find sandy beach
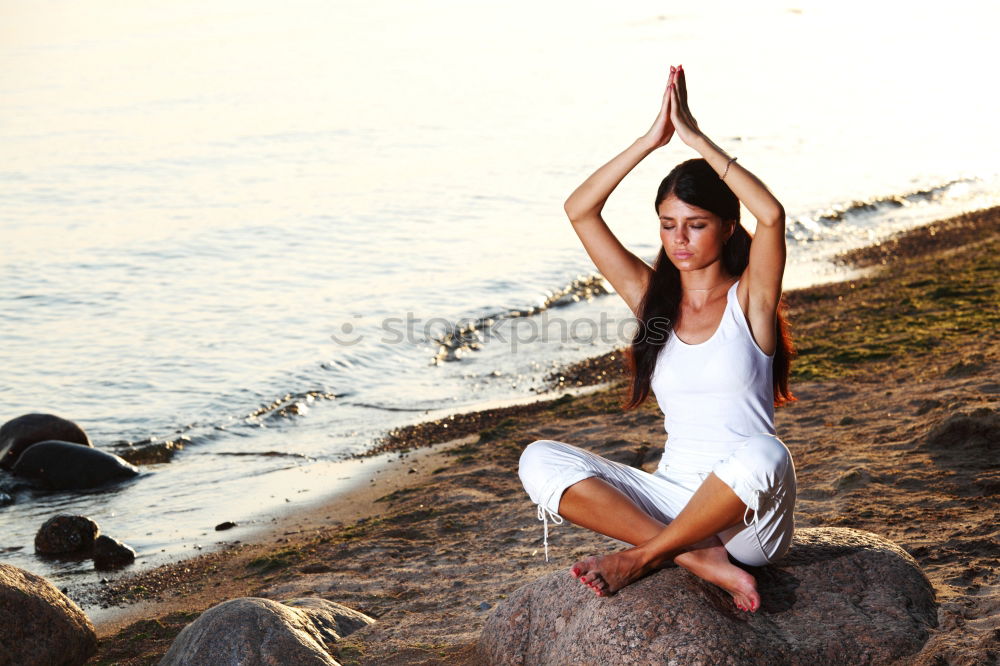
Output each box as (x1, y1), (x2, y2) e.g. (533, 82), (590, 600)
(85, 206), (999, 665)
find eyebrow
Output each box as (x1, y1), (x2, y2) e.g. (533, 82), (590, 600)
(659, 215), (710, 221)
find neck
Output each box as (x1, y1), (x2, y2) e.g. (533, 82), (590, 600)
(679, 266), (733, 291)
(678, 267), (734, 308)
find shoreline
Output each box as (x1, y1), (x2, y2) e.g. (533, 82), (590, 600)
(86, 205), (1000, 664)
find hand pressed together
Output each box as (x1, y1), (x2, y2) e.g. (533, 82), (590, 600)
(641, 65), (704, 151)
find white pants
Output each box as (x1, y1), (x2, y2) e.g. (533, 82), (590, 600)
(518, 434), (796, 566)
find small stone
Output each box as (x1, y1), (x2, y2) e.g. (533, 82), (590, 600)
(478, 601), (492, 611)
(35, 515), (100, 554)
(215, 521), (237, 531)
(93, 535), (136, 570)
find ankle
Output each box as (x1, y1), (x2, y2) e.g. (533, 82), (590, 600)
(633, 543), (671, 570)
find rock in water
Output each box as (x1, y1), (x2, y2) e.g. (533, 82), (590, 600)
(35, 514), (101, 554)
(478, 528), (937, 665)
(159, 597), (375, 666)
(10, 440), (140, 490)
(0, 413), (91, 470)
(0, 563), (97, 665)
(93, 535), (136, 569)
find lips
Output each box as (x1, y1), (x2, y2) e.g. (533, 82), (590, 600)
(673, 251), (693, 259)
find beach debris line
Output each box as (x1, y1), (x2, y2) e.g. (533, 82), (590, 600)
(479, 528), (937, 665)
(158, 596), (374, 665)
(0, 563), (98, 666)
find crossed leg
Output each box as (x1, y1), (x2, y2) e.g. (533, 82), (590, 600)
(558, 475), (760, 611)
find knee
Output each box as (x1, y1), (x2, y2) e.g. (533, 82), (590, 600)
(741, 434), (792, 475)
(518, 440), (559, 483)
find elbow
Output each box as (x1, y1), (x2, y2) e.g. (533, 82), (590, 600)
(757, 205), (785, 229)
(563, 198), (582, 223)
(563, 198), (597, 224)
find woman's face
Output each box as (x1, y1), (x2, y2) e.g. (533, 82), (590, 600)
(657, 195), (733, 271)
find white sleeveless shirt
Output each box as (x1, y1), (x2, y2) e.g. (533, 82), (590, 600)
(650, 280), (775, 473)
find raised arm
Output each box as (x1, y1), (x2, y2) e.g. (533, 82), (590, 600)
(669, 66), (786, 351)
(563, 74), (678, 316)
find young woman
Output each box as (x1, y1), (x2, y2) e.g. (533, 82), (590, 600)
(518, 65), (796, 613)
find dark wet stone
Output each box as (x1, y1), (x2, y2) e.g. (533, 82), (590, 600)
(0, 413), (91, 470)
(35, 514), (101, 554)
(0, 563), (97, 665)
(159, 597), (374, 665)
(215, 521), (237, 531)
(10, 440), (140, 490)
(477, 528), (937, 666)
(93, 535), (136, 570)
(116, 436), (189, 465)
(0, 491), (12, 506)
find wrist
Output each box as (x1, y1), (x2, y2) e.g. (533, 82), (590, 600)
(634, 135), (660, 153)
(686, 132), (712, 153)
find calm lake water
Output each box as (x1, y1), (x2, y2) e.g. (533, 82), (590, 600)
(1, 0), (998, 594)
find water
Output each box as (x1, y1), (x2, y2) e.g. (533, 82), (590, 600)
(2, 0), (998, 592)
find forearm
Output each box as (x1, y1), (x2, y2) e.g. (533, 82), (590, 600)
(564, 138), (658, 222)
(688, 134), (785, 226)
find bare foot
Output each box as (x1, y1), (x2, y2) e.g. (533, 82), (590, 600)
(674, 544), (760, 612)
(569, 547), (655, 597)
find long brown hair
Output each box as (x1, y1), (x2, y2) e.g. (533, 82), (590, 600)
(622, 158), (795, 410)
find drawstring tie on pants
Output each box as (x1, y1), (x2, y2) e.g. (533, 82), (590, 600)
(536, 504), (563, 562)
(743, 488), (772, 565)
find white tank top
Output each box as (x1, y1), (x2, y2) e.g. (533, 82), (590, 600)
(650, 280), (775, 472)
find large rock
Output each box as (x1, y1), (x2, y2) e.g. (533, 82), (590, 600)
(35, 514), (101, 555)
(478, 528), (937, 665)
(158, 596), (375, 666)
(10, 440), (140, 490)
(280, 597), (377, 643)
(0, 563), (97, 666)
(0, 413), (91, 470)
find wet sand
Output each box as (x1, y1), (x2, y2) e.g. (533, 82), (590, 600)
(89, 207), (999, 665)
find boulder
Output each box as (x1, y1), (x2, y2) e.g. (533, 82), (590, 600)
(93, 535), (136, 570)
(10, 440), (139, 490)
(478, 528), (937, 665)
(281, 597), (377, 642)
(35, 514), (101, 554)
(158, 596), (375, 666)
(0, 563), (97, 666)
(0, 413), (91, 470)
